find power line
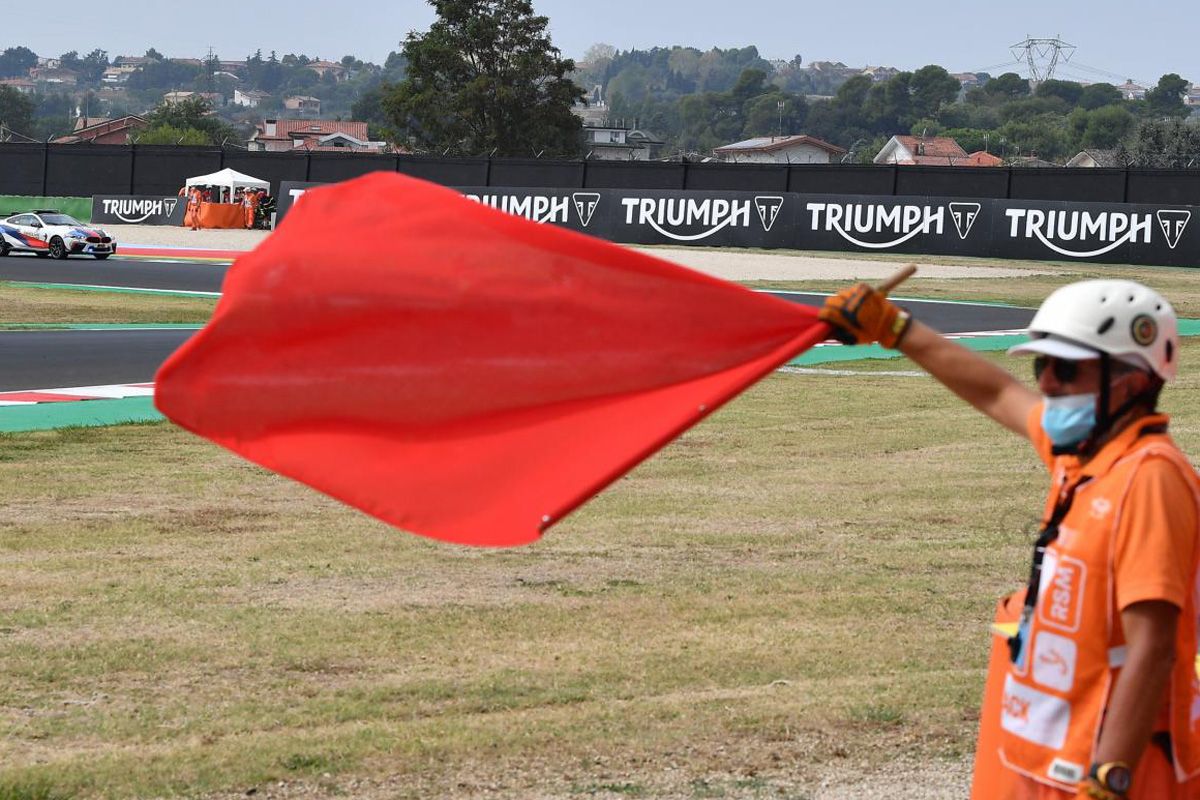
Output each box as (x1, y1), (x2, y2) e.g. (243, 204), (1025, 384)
(1010, 36), (1075, 84)
(972, 59), (1023, 74)
(1068, 60), (1151, 88)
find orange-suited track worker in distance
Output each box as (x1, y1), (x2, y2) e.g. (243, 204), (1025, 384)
(820, 278), (1200, 800)
(243, 189), (259, 230)
(185, 187), (202, 231)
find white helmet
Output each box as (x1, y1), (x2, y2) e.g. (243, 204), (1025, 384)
(1008, 279), (1178, 381)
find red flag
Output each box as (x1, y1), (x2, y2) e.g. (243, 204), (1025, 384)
(155, 172), (827, 547)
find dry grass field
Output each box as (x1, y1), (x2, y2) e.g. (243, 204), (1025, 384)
(2, 258), (1199, 799)
(0, 283), (216, 326)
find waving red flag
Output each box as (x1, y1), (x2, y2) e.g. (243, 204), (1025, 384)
(155, 172), (827, 547)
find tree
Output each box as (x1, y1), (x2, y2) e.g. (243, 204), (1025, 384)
(71, 49), (109, 85)
(983, 72), (1030, 100)
(1079, 83), (1123, 110)
(742, 92), (807, 138)
(382, 50), (407, 81)
(0, 46), (37, 78)
(1080, 105), (1135, 149)
(0, 85), (36, 137)
(1144, 73), (1190, 119)
(864, 71), (913, 133)
(909, 65), (960, 120)
(1125, 118), (1200, 167)
(145, 96), (236, 144)
(730, 68), (767, 99)
(382, 0), (583, 156)
(144, 47), (165, 61)
(1035, 79), (1084, 106)
(998, 113), (1072, 161)
(940, 126), (1001, 155)
(127, 58), (200, 91)
(136, 124), (212, 145)
(579, 42), (616, 81)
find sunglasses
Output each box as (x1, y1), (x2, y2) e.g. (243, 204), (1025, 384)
(1033, 356), (1081, 383)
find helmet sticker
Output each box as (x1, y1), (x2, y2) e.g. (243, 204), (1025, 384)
(1131, 314), (1158, 347)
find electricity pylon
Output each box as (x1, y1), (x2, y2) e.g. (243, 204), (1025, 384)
(1010, 36), (1076, 84)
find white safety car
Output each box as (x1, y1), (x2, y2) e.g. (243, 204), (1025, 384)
(0, 210), (117, 259)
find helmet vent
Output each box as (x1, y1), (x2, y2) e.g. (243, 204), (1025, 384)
(1097, 317), (1115, 335)
(1157, 303), (1163, 311)
(1128, 295), (1135, 303)
(1167, 340), (1175, 362)
(1100, 295), (1109, 304)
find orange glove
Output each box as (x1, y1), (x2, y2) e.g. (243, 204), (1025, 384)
(817, 283), (912, 348)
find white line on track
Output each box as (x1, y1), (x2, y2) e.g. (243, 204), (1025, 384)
(778, 366), (928, 378)
(762, 289), (1036, 309)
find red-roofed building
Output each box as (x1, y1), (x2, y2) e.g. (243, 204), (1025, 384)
(249, 118), (386, 152)
(874, 135), (976, 166)
(52, 115), (149, 144)
(305, 60), (349, 82)
(713, 134), (846, 164)
(0, 77), (36, 95)
(965, 150), (1004, 167)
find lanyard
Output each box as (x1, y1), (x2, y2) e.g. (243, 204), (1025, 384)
(1009, 422), (1168, 664)
(1008, 476), (1085, 664)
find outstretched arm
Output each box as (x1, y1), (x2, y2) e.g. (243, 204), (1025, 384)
(820, 282), (1038, 438)
(899, 320), (1038, 437)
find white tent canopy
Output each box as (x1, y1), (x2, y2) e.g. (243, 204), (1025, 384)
(185, 167), (270, 193)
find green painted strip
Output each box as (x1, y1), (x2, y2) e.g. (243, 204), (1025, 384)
(0, 396), (163, 433)
(0, 323), (203, 330)
(791, 326), (1200, 367)
(1179, 320), (1200, 336)
(790, 336), (1027, 366)
(3, 281), (219, 299)
(0, 195), (91, 221)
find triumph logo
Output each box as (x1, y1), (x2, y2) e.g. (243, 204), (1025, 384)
(620, 196), (781, 241)
(949, 202), (981, 240)
(571, 192), (600, 227)
(807, 202), (948, 249)
(1005, 209), (1154, 258)
(754, 196), (784, 232)
(101, 197), (179, 223)
(465, 193), (572, 225)
(1157, 210), (1191, 250)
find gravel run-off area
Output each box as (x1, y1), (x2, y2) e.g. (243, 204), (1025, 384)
(103, 223), (1044, 282)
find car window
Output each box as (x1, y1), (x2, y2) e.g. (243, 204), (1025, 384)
(9, 215), (31, 226)
(39, 214), (81, 226)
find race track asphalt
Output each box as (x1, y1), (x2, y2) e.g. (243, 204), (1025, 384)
(0, 255), (226, 293)
(1, 259), (1036, 393)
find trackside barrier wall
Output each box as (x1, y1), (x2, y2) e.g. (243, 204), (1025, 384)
(275, 182), (1200, 268)
(0, 196), (92, 220)
(3, 145), (1199, 204)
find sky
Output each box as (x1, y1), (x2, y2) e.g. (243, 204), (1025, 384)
(10, 0), (1193, 86)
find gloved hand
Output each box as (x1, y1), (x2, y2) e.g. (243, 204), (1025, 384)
(1077, 778), (1126, 800)
(818, 282), (912, 348)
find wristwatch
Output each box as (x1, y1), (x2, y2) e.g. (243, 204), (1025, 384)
(1089, 761), (1132, 795)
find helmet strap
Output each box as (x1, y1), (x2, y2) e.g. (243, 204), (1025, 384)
(1065, 354), (1160, 457)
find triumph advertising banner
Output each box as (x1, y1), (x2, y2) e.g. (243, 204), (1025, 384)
(798, 194), (988, 257)
(990, 200), (1196, 268)
(274, 181), (1197, 268)
(91, 195), (186, 226)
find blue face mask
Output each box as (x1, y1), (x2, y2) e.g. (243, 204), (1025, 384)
(1041, 393), (1098, 448)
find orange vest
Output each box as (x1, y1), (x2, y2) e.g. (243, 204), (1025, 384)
(999, 413), (1200, 791)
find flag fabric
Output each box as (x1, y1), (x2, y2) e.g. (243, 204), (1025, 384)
(155, 172), (828, 547)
